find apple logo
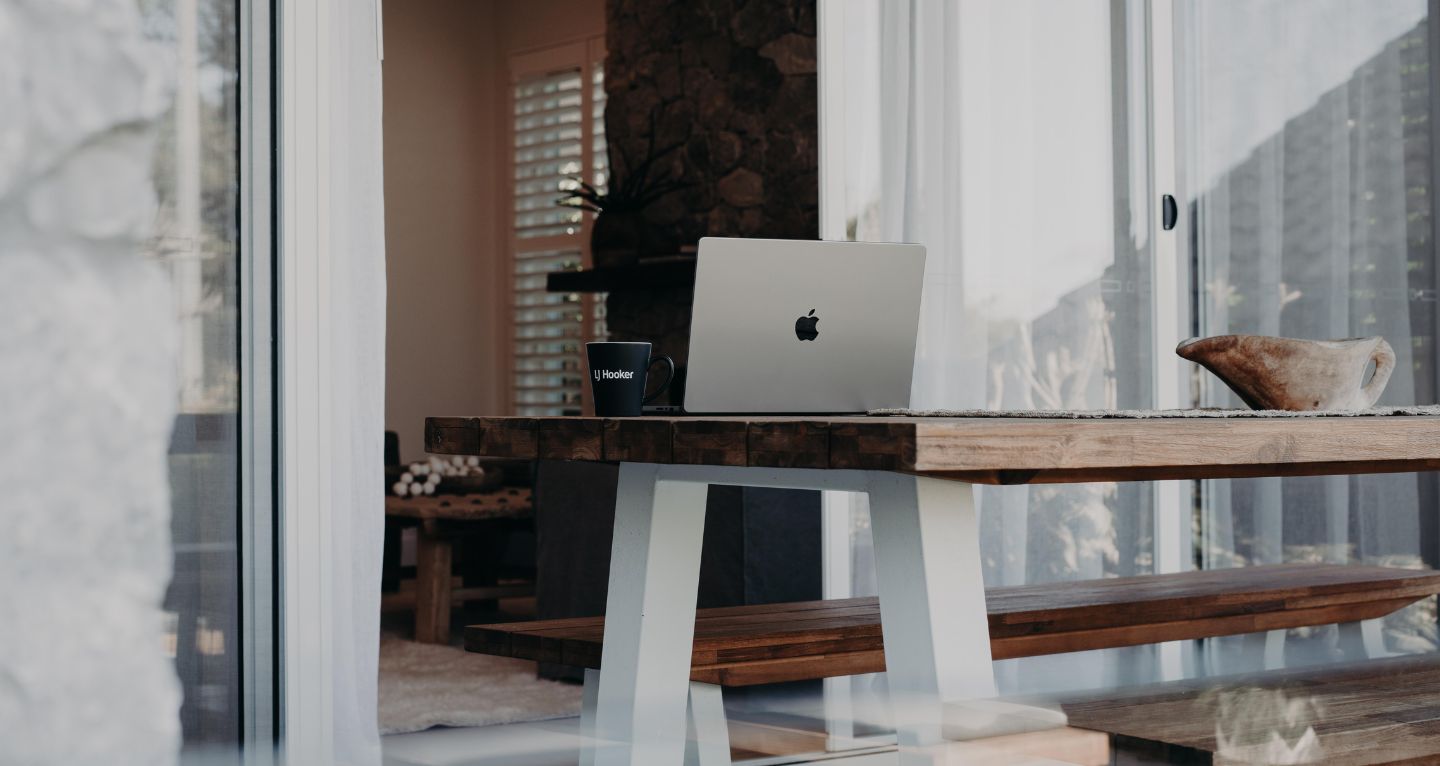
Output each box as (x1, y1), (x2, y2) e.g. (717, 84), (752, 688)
(794, 309), (819, 341)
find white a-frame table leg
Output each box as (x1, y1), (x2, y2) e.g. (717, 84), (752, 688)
(593, 462), (710, 766)
(589, 464), (1013, 764)
(867, 474), (997, 753)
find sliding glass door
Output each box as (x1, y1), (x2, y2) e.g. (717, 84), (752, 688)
(823, 0), (1156, 585)
(1175, 0), (1440, 658)
(821, 0), (1440, 690)
(820, 0), (1170, 694)
(141, 0), (274, 759)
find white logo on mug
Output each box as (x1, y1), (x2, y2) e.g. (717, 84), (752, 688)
(593, 369), (635, 382)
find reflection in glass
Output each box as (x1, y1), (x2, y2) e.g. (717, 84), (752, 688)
(836, 0), (1156, 582)
(141, 0), (243, 754)
(1181, 0), (1439, 659)
(827, 0), (1158, 697)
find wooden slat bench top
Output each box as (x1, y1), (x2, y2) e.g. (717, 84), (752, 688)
(425, 414), (1440, 485)
(466, 564), (1440, 687)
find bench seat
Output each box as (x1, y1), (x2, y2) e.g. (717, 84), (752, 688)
(467, 563), (1440, 687)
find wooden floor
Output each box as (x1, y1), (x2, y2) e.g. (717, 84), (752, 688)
(1061, 652), (1440, 765)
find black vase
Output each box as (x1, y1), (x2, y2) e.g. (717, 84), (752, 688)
(590, 211), (646, 269)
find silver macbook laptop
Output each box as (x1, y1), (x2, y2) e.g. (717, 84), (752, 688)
(684, 237), (927, 414)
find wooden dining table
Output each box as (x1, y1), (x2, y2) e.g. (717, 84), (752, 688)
(426, 413), (1440, 765)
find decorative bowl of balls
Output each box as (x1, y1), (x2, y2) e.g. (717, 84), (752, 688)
(388, 455), (503, 498)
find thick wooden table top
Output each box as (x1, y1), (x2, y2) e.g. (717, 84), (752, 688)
(425, 414), (1440, 485)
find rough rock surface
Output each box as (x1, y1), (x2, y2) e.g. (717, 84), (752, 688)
(603, 0), (817, 250)
(602, 0), (818, 383)
(0, 2), (180, 764)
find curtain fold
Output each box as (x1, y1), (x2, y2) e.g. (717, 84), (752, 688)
(835, 0), (1152, 583)
(825, 0), (1157, 691)
(327, 1), (386, 763)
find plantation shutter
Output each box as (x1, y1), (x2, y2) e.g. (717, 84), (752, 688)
(510, 46), (606, 416)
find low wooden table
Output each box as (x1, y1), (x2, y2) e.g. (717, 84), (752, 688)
(427, 414), (1440, 765)
(383, 489), (532, 643)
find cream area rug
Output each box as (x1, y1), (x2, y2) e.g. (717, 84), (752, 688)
(378, 638), (583, 735)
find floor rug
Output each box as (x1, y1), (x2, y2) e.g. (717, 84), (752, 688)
(379, 638), (583, 735)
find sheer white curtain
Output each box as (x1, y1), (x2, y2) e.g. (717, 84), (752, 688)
(281, 0), (387, 762)
(1182, 0), (1437, 657)
(822, 0), (1158, 690)
(329, 1), (386, 762)
(826, 0), (1153, 585)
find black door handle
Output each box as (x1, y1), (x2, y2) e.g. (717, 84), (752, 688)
(1162, 194), (1178, 231)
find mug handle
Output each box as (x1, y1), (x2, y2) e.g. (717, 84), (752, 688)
(643, 354), (675, 405)
(1360, 338), (1396, 407)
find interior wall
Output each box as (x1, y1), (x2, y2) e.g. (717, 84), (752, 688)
(383, 0), (501, 460)
(496, 0), (605, 54)
(383, 0), (606, 460)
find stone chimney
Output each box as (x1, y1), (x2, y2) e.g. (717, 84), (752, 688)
(601, 0), (818, 382)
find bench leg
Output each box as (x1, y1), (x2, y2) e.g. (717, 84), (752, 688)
(1241, 629), (1287, 671)
(823, 676), (857, 751)
(866, 474), (998, 756)
(1338, 618), (1389, 661)
(593, 462), (710, 766)
(685, 682), (731, 766)
(414, 521), (452, 644)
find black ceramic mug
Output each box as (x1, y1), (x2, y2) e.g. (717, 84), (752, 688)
(586, 341), (675, 417)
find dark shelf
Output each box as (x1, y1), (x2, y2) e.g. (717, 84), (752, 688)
(545, 256), (696, 293)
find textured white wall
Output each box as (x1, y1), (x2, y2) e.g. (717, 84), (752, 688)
(0, 2), (181, 764)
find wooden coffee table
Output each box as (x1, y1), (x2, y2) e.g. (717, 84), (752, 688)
(383, 489), (532, 644)
(426, 414), (1440, 765)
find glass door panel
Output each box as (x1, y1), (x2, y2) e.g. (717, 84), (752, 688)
(141, 0), (252, 756)
(954, 0), (1159, 588)
(829, 0), (1160, 594)
(1177, 0), (1439, 659)
(822, 3), (1165, 705)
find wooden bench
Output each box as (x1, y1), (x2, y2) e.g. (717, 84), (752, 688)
(470, 563), (1440, 685)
